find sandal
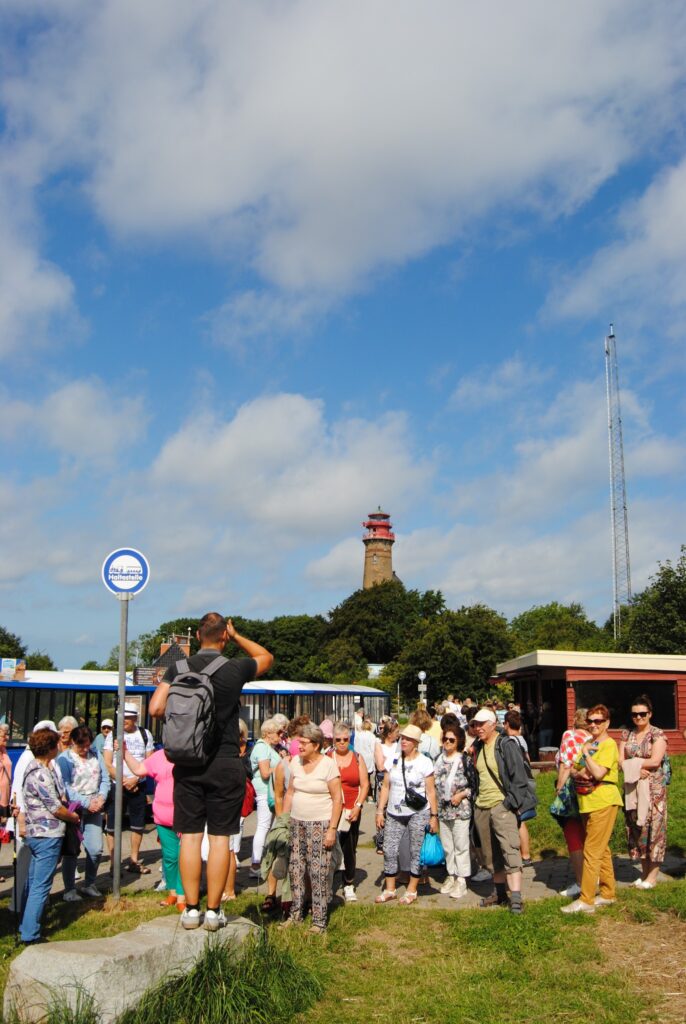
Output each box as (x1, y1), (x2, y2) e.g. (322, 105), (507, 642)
(260, 895), (279, 914)
(374, 890), (397, 904)
(159, 895), (177, 907)
(128, 861), (151, 875)
(398, 892), (417, 905)
(308, 924), (326, 935)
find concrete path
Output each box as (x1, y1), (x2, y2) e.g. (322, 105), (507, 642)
(0, 802), (682, 911)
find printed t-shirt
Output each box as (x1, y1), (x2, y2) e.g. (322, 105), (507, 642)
(138, 748), (175, 827)
(475, 741), (503, 810)
(104, 726), (154, 780)
(575, 737), (623, 814)
(388, 753), (433, 817)
(556, 728), (591, 769)
(22, 760), (66, 838)
(163, 649), (257, 758)
(250, 739), (281, 799)
(290, 755), (340, 822)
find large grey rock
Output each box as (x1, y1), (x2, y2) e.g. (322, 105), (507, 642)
(4, 914), (259, 1023)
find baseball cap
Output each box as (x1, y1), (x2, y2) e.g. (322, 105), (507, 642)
(100, 719), (114, 729)
(472, 708), (497, 724)
(123, 703), (139, 717)
(34, 720), (57, 732)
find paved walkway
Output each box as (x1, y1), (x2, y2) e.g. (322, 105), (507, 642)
(1, 803), (682, 910)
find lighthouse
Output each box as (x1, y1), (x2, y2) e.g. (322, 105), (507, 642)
(362, 508), (396, 589)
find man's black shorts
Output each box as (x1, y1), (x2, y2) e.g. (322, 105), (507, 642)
(173, 756), (246, 836)
(104, 784), (147, 834)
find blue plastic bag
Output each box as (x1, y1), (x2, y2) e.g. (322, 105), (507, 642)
(419, 827), (445, 868)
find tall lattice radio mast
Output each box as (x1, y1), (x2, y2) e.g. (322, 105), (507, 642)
(604, 323), (632, 639)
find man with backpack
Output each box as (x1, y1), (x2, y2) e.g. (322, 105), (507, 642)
(150, 612), (273, 931)
(471, 707), (537, 914)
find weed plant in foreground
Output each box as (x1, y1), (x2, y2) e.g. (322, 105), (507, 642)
(117, 930), (322, 1024)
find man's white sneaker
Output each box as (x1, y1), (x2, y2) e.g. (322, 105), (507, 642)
(561, 899), (595, 914)
(63, 889), (83, 903)
(154, 879), (167, 892)
(80, 885), (102, 899)
(440, 876), (456, 895)
(633, 878), (656, 890)
(181, 908), (202, 930)
(204, 909), (227, 932)
(343, 885), (358, 903)
(450, 878), (468, 899)
(594, 896), (616, 906)
(560, 883), (581, 899)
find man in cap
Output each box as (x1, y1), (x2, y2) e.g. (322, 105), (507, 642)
(92, 719), (113, 756)
(102, 703), (154, 873)
(150, 613), (273, 932)
(471, 707), (537, 914)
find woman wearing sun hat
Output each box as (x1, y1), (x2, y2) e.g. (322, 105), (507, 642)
(375, 723), (438, 905)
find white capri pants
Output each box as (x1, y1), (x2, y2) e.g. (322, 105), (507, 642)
(439, 817), (471, 878)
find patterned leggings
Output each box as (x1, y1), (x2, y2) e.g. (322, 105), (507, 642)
(383, 810), (430, 877)
(289, 819), (333, 929)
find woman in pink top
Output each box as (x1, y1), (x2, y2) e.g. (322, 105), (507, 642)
(0, 724), (11, 883)
(123, 744), (184, 912)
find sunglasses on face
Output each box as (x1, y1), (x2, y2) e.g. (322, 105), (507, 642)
(335, 737), (350, 743)
(443, 737), (457, 744)
(587, 718), (606, 725)
(631, 711), (649, 718)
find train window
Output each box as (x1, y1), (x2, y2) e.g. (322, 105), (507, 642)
(0, 688), (8, 727)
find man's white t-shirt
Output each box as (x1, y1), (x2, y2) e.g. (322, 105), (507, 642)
(104, 726), (153, 779)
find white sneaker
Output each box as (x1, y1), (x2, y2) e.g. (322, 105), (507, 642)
(450, 878), (468, 899)
(181, 908), (202, 930)
(560, 883), (581, 899)
(594, 896), (616, 906)
(343, 885), (358, 903)
(634, 879), (656, 890)
(63, 889), (83, 903)
(80, 885), (102, 899)
(204, 909), (227, 932)
(440, 876), (456, 895)
(154, 879), (167, 892)
(561, 899), (595, 914)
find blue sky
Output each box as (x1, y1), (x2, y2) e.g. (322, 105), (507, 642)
(1, 1), (685, 668)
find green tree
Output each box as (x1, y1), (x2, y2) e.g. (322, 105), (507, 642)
(381, 604), (513, 704)
(25, 651), (57, 670)
(327, 581), (444, 663)
(0, 626), (26, 659)
(509, 602), (611, 655)
(303, 636), (368, 687)
(81, 660), (102, 671)
(619, 546), (686, 653)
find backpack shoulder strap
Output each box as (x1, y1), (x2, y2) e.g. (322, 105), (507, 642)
(175, 659), (189, 675)
(203, 655), (228, 677)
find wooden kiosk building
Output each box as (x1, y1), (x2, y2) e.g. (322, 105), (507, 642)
(492, 650), (686, 754)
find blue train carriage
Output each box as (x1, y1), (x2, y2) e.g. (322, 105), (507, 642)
(0, 669), (391, 765)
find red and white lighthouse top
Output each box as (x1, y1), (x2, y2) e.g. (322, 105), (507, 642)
(362, 508), (395, 541)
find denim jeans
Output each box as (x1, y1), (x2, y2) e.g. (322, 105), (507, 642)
(20, 836), (63, 942)
(62, 812), (103, 890)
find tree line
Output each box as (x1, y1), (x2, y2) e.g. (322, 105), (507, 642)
(3, 546), (684, 704)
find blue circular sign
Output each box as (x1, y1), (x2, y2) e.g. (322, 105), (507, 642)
(101, 548), (150, 595)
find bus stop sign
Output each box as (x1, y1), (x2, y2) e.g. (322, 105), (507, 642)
(101, 548), (150, 596)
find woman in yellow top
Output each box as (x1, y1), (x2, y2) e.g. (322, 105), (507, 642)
(562, 704), (623, 914)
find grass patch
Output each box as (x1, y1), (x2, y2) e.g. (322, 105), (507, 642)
(118, 930), (322, 1024)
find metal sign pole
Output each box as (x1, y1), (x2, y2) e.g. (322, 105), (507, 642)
(112, 593), (131, 903)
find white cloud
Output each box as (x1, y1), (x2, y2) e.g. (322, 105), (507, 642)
(548, 156), (686, 324)
(2, 0), (686, 344)
(451, 357), (551, 411)
(0, 378), (148, 468)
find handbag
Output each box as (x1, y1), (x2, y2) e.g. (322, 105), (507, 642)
(419, 827), (445, 868)
(62, 821), (82, 857)
(549, 778), (580, 821)
(401, 755), (428, 811)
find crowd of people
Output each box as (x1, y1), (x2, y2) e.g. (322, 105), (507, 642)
(0, 616), (675, 941)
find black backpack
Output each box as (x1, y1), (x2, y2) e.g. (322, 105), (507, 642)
(162, 656), (226, 767)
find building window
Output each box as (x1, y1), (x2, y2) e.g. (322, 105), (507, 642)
(574, 681), (676, 730)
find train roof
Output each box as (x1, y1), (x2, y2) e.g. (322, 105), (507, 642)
(0, 670), (388, 698)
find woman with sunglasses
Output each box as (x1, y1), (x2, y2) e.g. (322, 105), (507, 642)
(563, 704), (622, 914)
(328, 722), (369, 902)
(619, 695), (668, 890)
(433, 725), (472, 899)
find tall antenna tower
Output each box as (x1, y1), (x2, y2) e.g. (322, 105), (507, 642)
(604, 323), (632, 639)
